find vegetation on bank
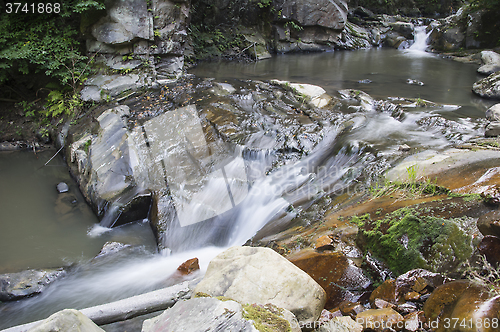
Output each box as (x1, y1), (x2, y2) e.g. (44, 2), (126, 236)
(0, 0), (105, 127)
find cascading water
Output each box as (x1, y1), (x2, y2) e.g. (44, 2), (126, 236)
(406, 25), (433, 55)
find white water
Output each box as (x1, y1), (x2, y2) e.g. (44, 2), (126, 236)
(406, 25), (433, 56)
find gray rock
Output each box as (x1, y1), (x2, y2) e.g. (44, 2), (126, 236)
(91, 0), (153, 45)
(389, 22), (414, 40)
(473, 71), (500, 100)
(81, 74), (144, 102)
(193, 246), (326, 325)
(274, 0), (348, 30)
(485, 104), (500, 121)
(27, 309), (105, 332)
(142, 298), (258, 332)
(94, 241), (132, 259)
(478, 51), (500, 75)
(485, 121), (500, 137)
(57, 182), (69, 193)
(383, 32), (407, 49)
(0, 269), (66, 301)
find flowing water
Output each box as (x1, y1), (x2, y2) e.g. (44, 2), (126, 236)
(0, 31), (497, 329)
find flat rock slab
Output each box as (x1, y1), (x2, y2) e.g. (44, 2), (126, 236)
(385, 148), (500, 191)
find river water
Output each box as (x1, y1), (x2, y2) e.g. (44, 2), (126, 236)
(0, 37), (496, 329)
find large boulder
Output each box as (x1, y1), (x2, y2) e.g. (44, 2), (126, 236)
(478, 51), (500, 76)
(27, 309), (105, 332)
(142, 297), (300, 332)
(0, 268), (66, 301)
(193, 246), (326, 325)
(473, 71), (500, 100)
(273, 0), (348, 30)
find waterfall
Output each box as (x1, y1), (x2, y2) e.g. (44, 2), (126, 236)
(407, 25), (432, 54)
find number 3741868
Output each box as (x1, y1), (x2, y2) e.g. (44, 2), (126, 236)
(5, 3), (61, 14)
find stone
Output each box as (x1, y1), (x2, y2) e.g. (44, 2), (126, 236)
(373, 298), (396, 309)
(477, 210), (500, 237)
(404, 291), (420, 301)
(94, 242), (132, 259)
(356, 308), (404, 332)
(0, 268), (66, 301)
(395, 269), (448, 297)
(272, 80), (332, 108)
(81, 74), (144, 102)
(91, 0), (153, 45)
(273, 0), (348, 30)
(478, 235), (500, 267)
(389, 22), (414, 39)
(403, 311), (424, 332)
(485, 121), (500, 137)
(398, 144), (411, 152)
(485, 104), (500, 122)
(369, 280), (397, 307)
(478, 51), (500, 76)
(142, 298), (299, 332)
(339, 301), (366, 318)
(315, 235), (335, 250)
(27, 309), (105, 332)
(57, 182), (69, 193)
(473, 71), (500, 100)
(176, 258), (200, 275)
(288, 250), (371, 310)
(192, 246), (326, 325)
(317, 316), (363, 332)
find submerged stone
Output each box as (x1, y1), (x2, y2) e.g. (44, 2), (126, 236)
(56, 182), (69, 193)
(0, 268), (66, 301)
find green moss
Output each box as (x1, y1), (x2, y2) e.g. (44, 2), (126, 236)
(83, 139), (91, 154)
(242, 304), (291, 332)
(356, 208), (473, 274)
(193, 292), (212, 298)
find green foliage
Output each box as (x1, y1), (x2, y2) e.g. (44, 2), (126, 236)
(284, 21), (303, 31)
(256, 0), (273, 8)
(469, 0), (500, 10)
(0, 0), (105, 117)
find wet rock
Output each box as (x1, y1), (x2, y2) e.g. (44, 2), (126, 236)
(478, 51), (500, 76)
(271, 80), (332, 108)
(478, 235), (500, 267)
(403, 311), (424, 332)
(473, 71), (500, 100)
(81, 74), (145, 102)
(0, 268), (66, 301)
(316, 316), (363, 332)
(315, 235), (335, 251)
(485, 104), (500, 122)
(398, 144), (411, 152)
(477, 210), (500, 237)
(288, 250), (371, 309)
(485, 122), (500, 137)
(176, 258), (200, 275)
(356, 308), (404, 332)
(56, 182), (69, 193)
(395, 269), (448, 298)
(339, 301), (366, 318)
(94, 242), (132, 259)
(373, 298), (396, 310)
(27, 309), (105, 332)
(383, 31), (407, 49)
(423, 280), (498, 332)
(389, 22), (414, 39)
(273, 0), (347, 30)
(406, 79), (424, 86)
(193, 246), (326, 325)
(369, 280), (397, 306)
(91, 0), (153, 45)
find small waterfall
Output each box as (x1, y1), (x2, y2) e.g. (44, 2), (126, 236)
(407, 26), (432, 54)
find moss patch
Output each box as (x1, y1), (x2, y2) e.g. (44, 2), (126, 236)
(242, 304), (292, 332)
(353, 207), (473, 275)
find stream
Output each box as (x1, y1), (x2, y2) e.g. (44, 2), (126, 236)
(0, 30), (496, 329)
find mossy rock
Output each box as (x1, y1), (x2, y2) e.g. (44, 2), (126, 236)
(354, 207), (474, 275)
(242, 304), (292, 332)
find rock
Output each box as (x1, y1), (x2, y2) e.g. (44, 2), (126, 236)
(91, 0), (153, 45)
(423, 280), (498, 332)
(272, 80), (332, 108)
(478, 235), (500, 267)
(339, 301), (366, 318)
(389, 22), (414, 39)
(473, 71), (500, 100)
(398, 144), (411, 152)
(288, 250), (371, 310)
(81, 74), (144, 102)
(477, 210), (500, 237)
(27, 309), (105, 332)
(192, 246), (326, 325)
(478, 51), (500, 75)
(485, 104), (500, 122)
(373, 298), (396, 309)
(485, 121), (500, 137)
(0, 268), (66, 301)
(403, 311), (424, 332)
(94, 242), (132, 259)
(315, 235), (335, 251)
(57, 182), (69, 193)
(394, 269), (448, 297)
(355, 308), (404, 332)
(176, 258), (200, 275)
(273, 0), (348, 30)
(317, 316), (363, 332)
(383, 32), (407, 49)
(369, 280), (397, 306)
(406, 79), (424, 86)
(142, 297), (299, 332)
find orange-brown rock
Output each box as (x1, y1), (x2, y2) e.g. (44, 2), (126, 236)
(423, 280), (500, 332)
(477, 210), (500, 237)
(288, 250), (371, 309)
(177, 258), (200, 275)
(356, 308), (404, 331)
(339, 301), (366, 318)
(315, 235), (334, 251)
(404, 291), (420, 301)
(369, 280), (397, 307)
